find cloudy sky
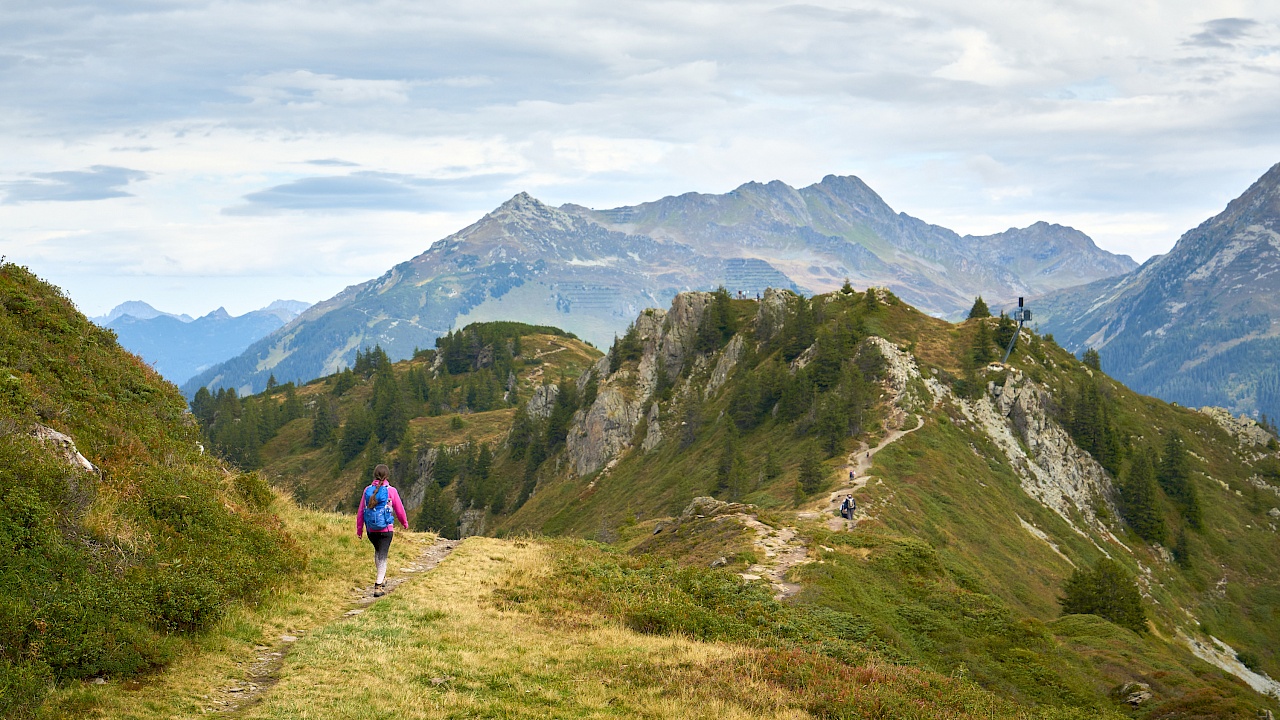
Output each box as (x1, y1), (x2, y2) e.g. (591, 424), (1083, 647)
(2, 0), (1278, 318)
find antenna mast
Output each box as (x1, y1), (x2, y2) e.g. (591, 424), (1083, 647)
(1001, 297), (1031, 364)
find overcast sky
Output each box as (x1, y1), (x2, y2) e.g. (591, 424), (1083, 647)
(2, 0), (1278, 317)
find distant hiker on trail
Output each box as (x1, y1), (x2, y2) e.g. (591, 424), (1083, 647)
(848, 469), (855, 482)
(840, 494), (857, 520)
(356, 464), (409, 597)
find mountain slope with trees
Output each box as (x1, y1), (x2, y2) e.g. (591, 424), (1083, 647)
(1034, 161), (1280, 422)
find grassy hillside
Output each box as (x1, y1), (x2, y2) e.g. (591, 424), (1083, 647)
(485, 287), (1280, 717)
(0, 263), (304, 716)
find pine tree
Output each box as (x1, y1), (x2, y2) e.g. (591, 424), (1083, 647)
(967, 296), (991, 319)
(1059, 557), (1147, 633)
(695, 286), (738, 354)
(994, 312), (1018, 354)
(1082, 348), (1102, 371)
(372, 370), (408, 447)
(310, 400), (334, 447)
(798, 451), (824, 496)
(1158, 431), (1202, 529)
(971, 320), (994, 365)
(415, 484), (458, 539)
(1120, 450), (1166, 544)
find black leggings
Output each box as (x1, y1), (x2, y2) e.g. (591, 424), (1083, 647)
(367, 531), (393, 583)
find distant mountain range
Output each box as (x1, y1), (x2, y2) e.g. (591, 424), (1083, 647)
(101, 300), (310, 385)
(182, 174), (1135, 397)
(1034, 162), (1280, 421)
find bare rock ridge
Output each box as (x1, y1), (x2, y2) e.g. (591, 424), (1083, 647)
(182, 174), (1134, 397)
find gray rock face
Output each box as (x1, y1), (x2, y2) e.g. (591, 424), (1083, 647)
(404, 446), (440, 511)
(971, 371), (1116, 530)
(641, 402), (663, 452)
(755, 288), (791, 342)
(526, 384), (560, 420)
(704, 334), (745, 398)
(567, 291), (718, 476)
(565, 385), (642, 476)
(656, 292), (713, 380)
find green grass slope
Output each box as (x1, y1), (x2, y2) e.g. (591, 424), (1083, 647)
(0, 263), (303, 716)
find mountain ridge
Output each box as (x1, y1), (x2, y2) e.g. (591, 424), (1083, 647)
(184, 174), (1134, 397)
(105, 298), (311, 385)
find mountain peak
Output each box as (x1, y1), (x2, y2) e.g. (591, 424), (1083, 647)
(96, 300), (194, 325)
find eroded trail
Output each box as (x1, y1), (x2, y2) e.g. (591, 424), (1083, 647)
(211, 536), (459, 715)
(818, 415), (925, 531)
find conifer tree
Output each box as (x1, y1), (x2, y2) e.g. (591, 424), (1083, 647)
(1082, 348), (1102, 371)
(798, 451), (824, 496)
(1120, 450), (1166, 544)
(1059, 558), (1147, 633)
(967, 296), (991, 319)
(994, 312), (1018, 353)
(310, 400), (334, 447)
(1158, 431), (1202, 529)
(971, 320), (994, 365)
(415, 484), (458, 539)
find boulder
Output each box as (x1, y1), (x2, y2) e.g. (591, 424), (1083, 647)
(31, 424), (97, 474)
(1115, 681), (1152, 706)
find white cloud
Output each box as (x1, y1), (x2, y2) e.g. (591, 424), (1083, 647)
(0, 0), (1278, 317)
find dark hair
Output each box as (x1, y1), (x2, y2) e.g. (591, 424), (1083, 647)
(366, 464), (391, 509)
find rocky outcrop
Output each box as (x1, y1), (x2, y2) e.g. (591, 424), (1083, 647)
(655, 292), (712, 380)
(32, 424), (97, 474)
(641, 402), (662, 452)
(704, 334), (744, 398)
(863, 337), (1116, 534)
(967, 370), (1116, 531)
(1200, 407), (1275, 447)
(567, 291), (716, 476)
(403, 446), (440, 511)
(755, 288), (790, 342)
(526, 384), (560, 419)
(565, 385), (643, 476)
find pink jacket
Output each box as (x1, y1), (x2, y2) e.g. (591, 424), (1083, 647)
(356, 483), (409, 536)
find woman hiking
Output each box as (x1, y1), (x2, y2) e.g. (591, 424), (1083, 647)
(356, 464), (409, 597)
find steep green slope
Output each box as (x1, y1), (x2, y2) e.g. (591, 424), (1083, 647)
(0, 263), (303, 716)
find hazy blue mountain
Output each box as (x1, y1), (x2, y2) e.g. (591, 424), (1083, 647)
(105, 300), (310, 385)
(1033, 162), (1280, 421)
(94, 300), (194, 324)
(183, 176), (1134, 397)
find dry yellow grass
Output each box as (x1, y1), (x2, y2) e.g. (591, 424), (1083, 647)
(240, 537), (808, 720)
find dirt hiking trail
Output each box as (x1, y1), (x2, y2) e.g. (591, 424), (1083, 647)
(210, 536), (459, 715)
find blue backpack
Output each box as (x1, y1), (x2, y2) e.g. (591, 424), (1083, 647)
(363, 484), (395, 530)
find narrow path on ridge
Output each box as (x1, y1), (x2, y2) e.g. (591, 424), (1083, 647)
(794, 414), (925, 532)
(210, 536), (459, 715)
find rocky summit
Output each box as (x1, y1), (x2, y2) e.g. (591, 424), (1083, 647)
(183, 175), (1133, 397)
(1034, 162), (1280, 421)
